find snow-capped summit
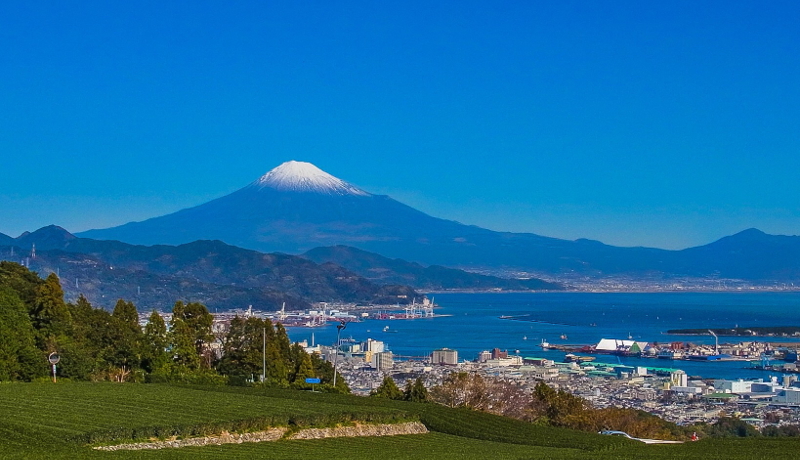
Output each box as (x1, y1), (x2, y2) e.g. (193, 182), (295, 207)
(253, 161), (370, 196)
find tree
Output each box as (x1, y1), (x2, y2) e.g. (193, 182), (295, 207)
(309, 353), (349, 393)
(0, 288), (45, 381)
(108, 299), (142, 370)
(705, 417), (761, 438)
(142, 310), (170, 373)
(217, 316), (270, 382)
(170, 316), (202, 370)
(0, 262), (43, 311)
(372, 375), (404, 400)
(265, 337), (288, 385)
(530, 381), (589, 427)
(31, 273), (72, 348)
(292, 348), (315, 388)
(404, 377), (429, 402)
(430, 372), (491, 410)
(170, 301), (214, 370)
(112, 299), (138, 326)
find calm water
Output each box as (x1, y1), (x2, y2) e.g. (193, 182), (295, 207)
(287, 292), (800, 380)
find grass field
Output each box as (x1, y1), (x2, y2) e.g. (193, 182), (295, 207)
(1, 383), (800, 459)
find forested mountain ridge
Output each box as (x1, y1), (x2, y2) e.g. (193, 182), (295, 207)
(304, 245), (563, 291)
(1, 226), (417, 311)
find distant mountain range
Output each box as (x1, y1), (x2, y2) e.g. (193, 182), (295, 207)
(303, 246), (562, 291)
(75, 161), (800, 283)
(0, 226), (417, 311)
(1, 226), (562, 311)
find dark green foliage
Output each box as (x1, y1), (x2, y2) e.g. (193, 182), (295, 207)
(31, 272), (73, 347)
(142, 310), (170, 373)
(291, 344), (315, 387)
(107, 299), (142, 369)
(372, 375), (404, 400)
(111, 299), (138, 327)
(0, 288), (45, 381)
(217, 316), (265, 380)
(762, 424), (800, 437)
(172, 301), (214, 356)
(700, 416), (762, 438)
(215, 316), (327, 390)
(405, 377), (429, 402)
(169, 301), (214, 370)
(309, 352), (349, 393)
(4, 383), (800, 459)
(0, 260), (43, 308)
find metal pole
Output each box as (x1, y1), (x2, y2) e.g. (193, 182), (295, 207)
(332, 321), (347, 388)
(52, 364), (56, 383)
(333, 328), (340, 388)
(262, 327), (266, 383)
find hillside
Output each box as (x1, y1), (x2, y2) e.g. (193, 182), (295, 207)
(304, 245), (563, 291)
(0, 383), (795, 459)
(0, 226), (417, 311)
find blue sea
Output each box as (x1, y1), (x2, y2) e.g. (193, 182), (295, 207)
(286, 292), (800, 380)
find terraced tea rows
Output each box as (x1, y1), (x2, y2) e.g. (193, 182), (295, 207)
(2, 383), (800, 459)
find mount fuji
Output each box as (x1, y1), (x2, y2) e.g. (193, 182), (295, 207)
(79, 160), (503, 259)
(78, 161), (800, 280)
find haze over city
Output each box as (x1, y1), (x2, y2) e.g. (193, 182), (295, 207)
(2, 2), (799, 249)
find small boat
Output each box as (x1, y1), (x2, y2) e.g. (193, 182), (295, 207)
(560, 334), (568, 340)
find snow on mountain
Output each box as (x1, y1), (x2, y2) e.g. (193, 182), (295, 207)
(252, 160), (370, 196)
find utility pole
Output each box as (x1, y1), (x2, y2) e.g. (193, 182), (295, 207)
(332, 320), (347, 388)
(262, 327), (266, 383)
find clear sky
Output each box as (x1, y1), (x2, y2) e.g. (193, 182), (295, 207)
(2, 2), (799, 249)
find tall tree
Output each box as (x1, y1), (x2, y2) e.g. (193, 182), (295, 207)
(31, 273), (72, 348)
(372, 375), (404, 400)
(309, 353), (349, 393)
(0, 261), (43, 311)
(108, 299), (142, 369)
(112, 299), (138, 329)
(405, 377), (429, 402)
(171, 301), (214, 368)
(0, 288), (45, 381)
(169, 315), (201, 370)
(142, 310), (170, 373)
(291, 345), (315, 386)
(217, 316), (269, 381)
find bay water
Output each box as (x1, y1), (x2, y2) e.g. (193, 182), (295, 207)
(287, 292), (800, 380)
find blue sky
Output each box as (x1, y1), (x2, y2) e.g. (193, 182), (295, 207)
(2, 2), (799, 249)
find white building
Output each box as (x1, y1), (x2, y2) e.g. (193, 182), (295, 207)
(431, 348), (458, 365)
(772, 388), (800, 404)
(372, 351), (394, 371)
(365, 338), (385, 353)
(671, 370), (688, 387)
(714, 379), (755, 394)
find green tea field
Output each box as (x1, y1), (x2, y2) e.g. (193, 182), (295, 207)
(1, 383), (799, 459)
